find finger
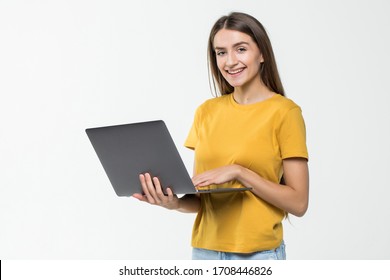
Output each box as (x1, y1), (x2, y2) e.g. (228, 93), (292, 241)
(192, 172), (212, 185)
(139, 174), (155, 204)
(166, 187), (175, 202)
(192, 175), (204, 186)
(192, 176), (211, 187)
(153, 176), (166, 199)
(197, 181), (211, 187)
(132, 193), (148, 202)
(144, 173), (161, 204)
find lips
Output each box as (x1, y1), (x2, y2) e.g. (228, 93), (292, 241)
(227, 68), (245, 75)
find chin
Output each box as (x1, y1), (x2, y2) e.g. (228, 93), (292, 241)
(227, 81), (245, 88)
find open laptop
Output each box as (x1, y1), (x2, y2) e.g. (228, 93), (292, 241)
(86, 120), (251, 196)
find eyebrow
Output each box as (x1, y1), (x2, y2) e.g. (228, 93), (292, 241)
(214, 41), (250, 50)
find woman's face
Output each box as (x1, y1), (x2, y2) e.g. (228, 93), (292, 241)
(213, 29), (263, 89)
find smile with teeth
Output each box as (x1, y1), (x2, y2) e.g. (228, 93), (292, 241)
(227, 68), (245, 75)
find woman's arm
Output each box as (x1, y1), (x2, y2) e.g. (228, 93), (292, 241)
(238, 158), (309, 217)
(192, 158), (309, 217)
(177, 194), (201, 213)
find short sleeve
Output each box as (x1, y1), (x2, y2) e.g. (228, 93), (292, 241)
(184, 106), (201, 150)
(278, 107), (309, 160)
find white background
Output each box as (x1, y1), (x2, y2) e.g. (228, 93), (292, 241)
(1, 0), (389, 260)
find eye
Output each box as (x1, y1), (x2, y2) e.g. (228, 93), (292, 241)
(237, 47), (247, 53)
(216, 50), (226, 56)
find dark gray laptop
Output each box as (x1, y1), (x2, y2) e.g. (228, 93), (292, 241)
(86, 120), (251, 196)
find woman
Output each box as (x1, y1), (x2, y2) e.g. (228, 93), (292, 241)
(133, 12), (309, 260)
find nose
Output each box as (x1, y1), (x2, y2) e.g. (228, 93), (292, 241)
(226, 52), (238, 67)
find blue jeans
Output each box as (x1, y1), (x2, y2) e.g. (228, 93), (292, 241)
(192, 241), (286, 260)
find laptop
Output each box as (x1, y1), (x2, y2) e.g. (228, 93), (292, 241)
(86, 120), (251, 196)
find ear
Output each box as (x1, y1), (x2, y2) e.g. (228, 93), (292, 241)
(259, 53), (264, 64)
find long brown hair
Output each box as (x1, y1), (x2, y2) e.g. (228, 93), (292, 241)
(208, 12), (285, 96)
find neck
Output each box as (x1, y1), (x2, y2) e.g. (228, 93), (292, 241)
(233, 79), (274, 105)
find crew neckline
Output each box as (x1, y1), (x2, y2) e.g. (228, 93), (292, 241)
(229, 92), (280, 110)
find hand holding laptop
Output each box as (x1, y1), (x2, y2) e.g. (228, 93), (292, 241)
(132, 173), (180, 210)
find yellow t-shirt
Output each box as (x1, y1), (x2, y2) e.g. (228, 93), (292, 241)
(184, 93), (308, 253)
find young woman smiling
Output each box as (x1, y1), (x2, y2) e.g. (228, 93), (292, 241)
(134, 12), (309, 260)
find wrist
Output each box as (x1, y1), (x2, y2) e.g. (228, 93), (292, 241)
(233, 164), (245, 181)
(176, 198), (183, 211)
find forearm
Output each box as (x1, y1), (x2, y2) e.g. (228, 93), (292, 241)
(177, 194), (201, 213)
(236, 165), (308, 217)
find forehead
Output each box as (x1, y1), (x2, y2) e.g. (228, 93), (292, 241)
(213, 29), (255, 48)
